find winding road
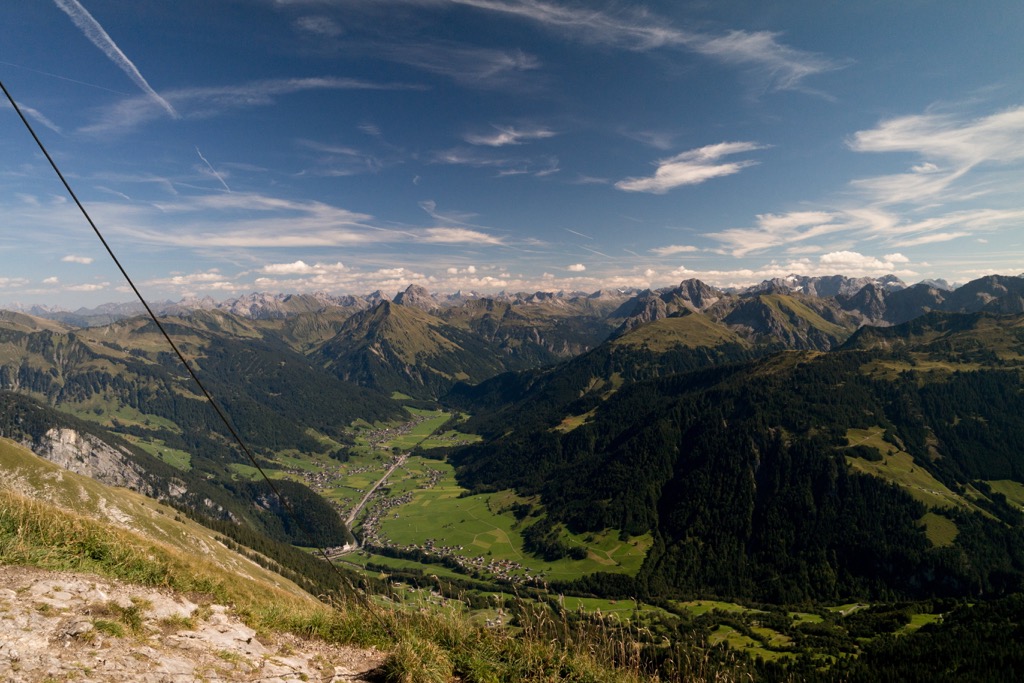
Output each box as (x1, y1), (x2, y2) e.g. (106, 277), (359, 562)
(345, 453), (408, 530)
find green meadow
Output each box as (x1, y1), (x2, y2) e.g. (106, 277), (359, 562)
(370, 457), (650, 582)
(844, 427), (972, 510)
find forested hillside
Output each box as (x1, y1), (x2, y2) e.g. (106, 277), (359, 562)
(450, 312), (1024, 603)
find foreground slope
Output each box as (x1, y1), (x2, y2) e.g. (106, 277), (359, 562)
(0, 439), (693, 683)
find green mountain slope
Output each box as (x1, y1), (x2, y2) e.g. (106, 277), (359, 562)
(0, 436), (313, 595)
(450, 312), (1024, 602)
(316, 300), (508, 399)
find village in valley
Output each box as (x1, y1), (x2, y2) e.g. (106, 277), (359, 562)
(248, 408), (646, 588)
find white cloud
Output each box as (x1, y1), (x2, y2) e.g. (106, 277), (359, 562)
(421, 228), (505, 245)
(378, 41), (541, 89)
(650, 244), (698, 256)
(465, 125), (556, 146)
(666, 251), (918, 288)
(615, 141), (765, 194)
(146, 271), (228, 288)
(20, 104), (63, 135)
(432, 147), (558, 177)
(818, 251), (910, 272)
(447, 0), (841, 93)
(567, 263), (586, 272)
(62, 255), (94, 264)
(889, 232), (971, 248)
(849, 106), (1024, 166)
(261, 261), (346, 275)
(846, 106), (1024, 206)
(82, 77), (424, 134)
(66, 282), (112, 292)
(294, 15), (343, 37)
(687, 30), (844, 95)
(709, 211), (842, 257)
(43, 277), (60, 285)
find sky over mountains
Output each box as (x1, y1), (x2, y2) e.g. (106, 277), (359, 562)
(2, 1), (1023, 307)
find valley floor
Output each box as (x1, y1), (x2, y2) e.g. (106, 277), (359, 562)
(0, 565), (385, 682)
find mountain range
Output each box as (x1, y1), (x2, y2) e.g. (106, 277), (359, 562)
(3, 272), (1024, 609)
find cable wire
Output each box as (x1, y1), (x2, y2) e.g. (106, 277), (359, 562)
(0, 79), (391, 628)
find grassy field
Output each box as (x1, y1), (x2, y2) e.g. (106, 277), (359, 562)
(919, 511), (959, 547)
(900, 612), (943, 634)
(1, 437), (675, 683)
(986, 479), (1024, 511)
(844, 427), (971, 510)
(554, 410), (595, 434)
(675, 600), (750, 617)
(371, 459), (650, 582)
(861, 356), (984, 381)
(120, 433), (193, 471)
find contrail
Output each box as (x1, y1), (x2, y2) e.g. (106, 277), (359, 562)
(196, 147), (231, 192)
(564, 228), (592, 239)
(580, 245), (613, 258)
(52, 0), (179, 119)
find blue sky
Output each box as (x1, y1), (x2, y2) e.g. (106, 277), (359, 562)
(2, 1), (1023, 307)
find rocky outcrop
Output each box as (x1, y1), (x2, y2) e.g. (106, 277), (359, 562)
(0, 566), (383, 682)
(29, 429), (156, 497)
(393, 284), (440, 312)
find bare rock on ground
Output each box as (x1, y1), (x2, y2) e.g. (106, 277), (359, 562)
(0, 565), (385, 682)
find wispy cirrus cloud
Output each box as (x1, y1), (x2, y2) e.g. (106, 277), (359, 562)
(295, 139), (386, 176)
(650, 244), (699, 256)
(708, 211), (845, 258)
(378, 41), (541, 89)
(447, 0), (843, 93)
(294, 15), (344, 37)
(18, 104), (63, 135)
(686, 30), (842, 97)
(707, 205), (1024, 258)
(272, 1), (839, 94)
(82, 77), (425, 134)
(53, 0), (179, 119)
(616, 141), (765, 194)
(62, 255), (95, 264)
(847, 105), (1024, 205)
(464, 125), (557, 146)
(849, 106), (1024, 166)
(434, 146), (559, 177)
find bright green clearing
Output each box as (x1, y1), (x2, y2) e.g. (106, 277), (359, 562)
(120, 434), (192, 471)
(900, 612), (943, 634)
(553, 410), (595, 434)
(708, 625), (789, 662)
(919, 512), (959, 547)
(985, 479), (1024, 511)
(339, 552), (468, 583)
(372, 459), (650, 582)
(825, 603), (869, 616)
(675, 600), (750, 617)
(382, 409), (454, 451)
(845, 428), (972, 510)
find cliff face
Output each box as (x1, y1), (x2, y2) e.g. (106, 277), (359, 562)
(27, 428), (173, 499)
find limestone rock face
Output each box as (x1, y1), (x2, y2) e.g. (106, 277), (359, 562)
(32, 428), (155, 497)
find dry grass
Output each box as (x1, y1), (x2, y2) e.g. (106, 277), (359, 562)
(1, 486), (750, 682)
